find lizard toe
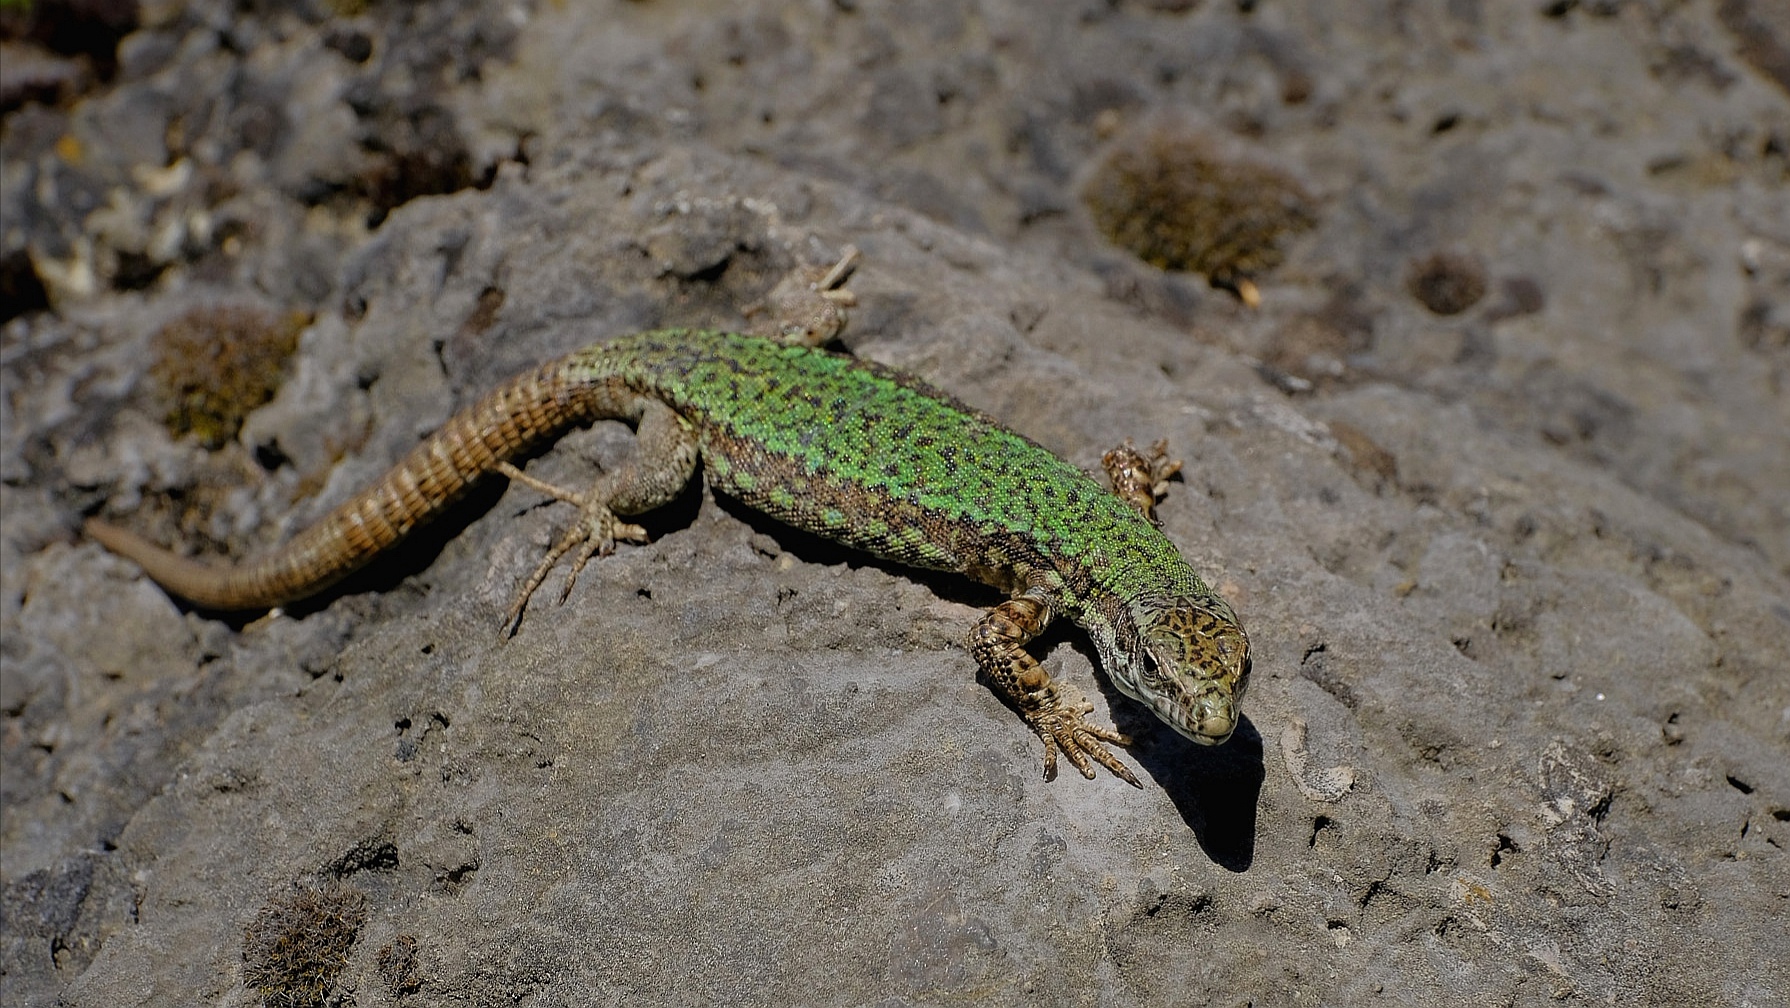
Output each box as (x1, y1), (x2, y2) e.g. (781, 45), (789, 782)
(1029, 704), (1140, 786)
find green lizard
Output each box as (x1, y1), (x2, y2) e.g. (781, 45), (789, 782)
(85, 300), (1249, 786)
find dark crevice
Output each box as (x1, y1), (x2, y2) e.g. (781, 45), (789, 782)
(1490, 832), (1520, 867)
(1309, 814), (1335, 848)
(329, 839), (400, 877)
(0, 0), (139, 84)
(0, 250), (53, 321)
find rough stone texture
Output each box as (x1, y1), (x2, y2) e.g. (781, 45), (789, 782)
(3, 2), (1787, 1006)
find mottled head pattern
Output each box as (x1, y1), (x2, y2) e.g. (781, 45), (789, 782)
(1120, 597), (1250, 745)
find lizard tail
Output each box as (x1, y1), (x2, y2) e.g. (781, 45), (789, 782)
(84, 353), (639, 610)
(84, 518), (279, 610)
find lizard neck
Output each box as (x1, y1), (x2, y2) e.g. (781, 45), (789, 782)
(1049, 518), (1213, 698)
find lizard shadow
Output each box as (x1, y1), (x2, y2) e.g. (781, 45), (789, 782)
(1126, 707), (1264, 871)
(245, 472), (1260, 874)
(276, 448), (705, 623)
(127, 482), (510, 631)
(1037, 634), (1264, 872)
(270, 474), (521, 624)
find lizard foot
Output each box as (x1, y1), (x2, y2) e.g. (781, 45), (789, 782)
(1026, 696), (1142, 788)
(497, 461), (648, 636)
(1102, 438), (1182, 526)
(744, 245), (860, 345)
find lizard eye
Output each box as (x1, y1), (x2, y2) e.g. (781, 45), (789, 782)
(1139, 649), (1167, 685)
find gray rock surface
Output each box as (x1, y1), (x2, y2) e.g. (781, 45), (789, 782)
(3, 1), (1786, 1006)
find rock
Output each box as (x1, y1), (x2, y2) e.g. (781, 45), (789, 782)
(3, 3), (1786, 1007)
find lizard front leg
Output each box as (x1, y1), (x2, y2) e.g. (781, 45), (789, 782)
(969, 589), (1142, 787)
(744, 246), (860, 346)
(499, 397), (699, 634)
(1101, 438), (1182, 526)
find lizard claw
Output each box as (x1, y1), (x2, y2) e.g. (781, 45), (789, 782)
(554, 518), (648, 605)
(499, 472), (650, 635)
(1027, 697), (1142, 788)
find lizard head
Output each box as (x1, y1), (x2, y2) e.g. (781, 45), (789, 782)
(1125, 599), (1250, 745)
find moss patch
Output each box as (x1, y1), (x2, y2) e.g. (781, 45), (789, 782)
(148, 305), (308, 449)
(1083, 126), (1316, 297)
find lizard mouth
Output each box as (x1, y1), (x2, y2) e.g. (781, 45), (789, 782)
(1160, 687), (1237, 745)
(1137, 646), (1239, 745)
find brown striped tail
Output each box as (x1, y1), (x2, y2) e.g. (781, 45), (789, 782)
(84, 353), (635, 610)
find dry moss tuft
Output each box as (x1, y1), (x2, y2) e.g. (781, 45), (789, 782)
(376, 933), (421, 997)
(148, 305), (308, 448)
(1083, 126), (1316, 296)
(241, 882), (367, 1008)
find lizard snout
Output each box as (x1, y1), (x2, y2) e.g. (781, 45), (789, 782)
(1168, 684), (1237, 745)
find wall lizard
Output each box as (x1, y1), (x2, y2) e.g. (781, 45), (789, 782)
(84, 281), (1250, 787)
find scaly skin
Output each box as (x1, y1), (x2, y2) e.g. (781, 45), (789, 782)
(86, 328), (1250, 785)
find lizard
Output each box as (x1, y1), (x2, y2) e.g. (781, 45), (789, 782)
(83, 262), (1250, 787)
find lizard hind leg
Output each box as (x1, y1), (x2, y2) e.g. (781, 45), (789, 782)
(498, 398), (699, 635)
(969, 589), (1142, 787)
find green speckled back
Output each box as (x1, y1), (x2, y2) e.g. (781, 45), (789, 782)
(570, 330), (1205, 610)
